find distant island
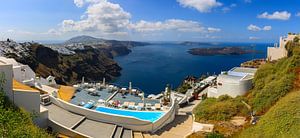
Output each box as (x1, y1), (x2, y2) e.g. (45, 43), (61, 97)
(179, 41), (217, 46)
(188, 47), (258, 56)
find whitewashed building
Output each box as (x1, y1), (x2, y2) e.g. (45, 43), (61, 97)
(267, 34), (299, 61)
(0, 57), (49, 128)
(208, 67), (257, 98)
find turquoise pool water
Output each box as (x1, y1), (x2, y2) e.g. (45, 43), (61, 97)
(95, 107), (164, 122)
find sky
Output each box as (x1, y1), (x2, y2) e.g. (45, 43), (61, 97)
(0, 0), (299, 43)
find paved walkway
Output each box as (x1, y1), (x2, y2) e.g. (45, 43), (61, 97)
(138, 98), (202, 138)
(135, 88), (208, 138)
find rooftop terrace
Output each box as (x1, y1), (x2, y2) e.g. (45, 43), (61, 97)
(58, 85), (75, 102)
(44, 104), (133, 138)
(13, 79), (40, 92)
(230, 67), (257, 74)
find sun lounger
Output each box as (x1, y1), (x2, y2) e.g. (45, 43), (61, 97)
(122, 102), (129, 108)
(83, 101), (95, 109)
(146, 103), (152, 110)
(128, 102), (136, 109)
(137, 103), (144, 110)
(155, 103), (161, 110)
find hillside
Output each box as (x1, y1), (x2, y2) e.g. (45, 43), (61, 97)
(1, 40), (122, 85)
(64, 35), (105, 44)
(0, 81), (52, 137)
(191, 37), (300, 137)
(237, 90), (300, 137)
(47, 35), (150, 56)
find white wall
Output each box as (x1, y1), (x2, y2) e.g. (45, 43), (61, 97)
(13, 90), (40, 113)
(13, 65), (36, 83)
(13, 67), (23, 83)
(267, 47), (287, 61)
(49, 95), (176, 133)
(34, 106), (49, 128)
(208, 77), (253, 98)
(0, 64), (13, 100)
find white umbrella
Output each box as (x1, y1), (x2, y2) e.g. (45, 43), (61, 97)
(98, 99), (105, 103)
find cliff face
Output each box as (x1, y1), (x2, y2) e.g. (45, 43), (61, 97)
(46, 35), (150, 57)
(4, 42), (121, 85)
(1, 36), (150, 85)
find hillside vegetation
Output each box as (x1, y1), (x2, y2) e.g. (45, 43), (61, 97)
(0, 81), (52, 137)
(194, 95), (248, 122)
(237, 90), (300, 137)
(193, 38), (300, 137)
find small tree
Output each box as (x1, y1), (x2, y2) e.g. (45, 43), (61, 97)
(293, 37), (300, 43)
(0, 72), (6, 108)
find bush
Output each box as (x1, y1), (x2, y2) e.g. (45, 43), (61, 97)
(177, 83), (192, 94)
(206, 132), (224, 138)
(0, 74), (52, 137)
(238, 91), (300, 138)
(193, 96), (248, 121)
(249, 44), (300, 114)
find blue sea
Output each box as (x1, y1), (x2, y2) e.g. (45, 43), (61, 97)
(113, 43), (269, 94)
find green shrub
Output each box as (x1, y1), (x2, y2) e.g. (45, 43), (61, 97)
(249, 44), (300, 114)
(206, 132), (224, 138)
(0, 74), (52, 137)
(238, 91), (300, 138)
(177, 83), (192, 94)
(193, 96), (248, 121)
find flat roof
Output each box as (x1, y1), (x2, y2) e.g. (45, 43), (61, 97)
(0, 57), (19, 66)
(230, 67), (257, 74)
(219, 74), (243, 81)
(219, 74), (254, 81)
(74, 119), (116, 138)
(44, 104), (117, 138)
(45, 104), (84, 128)
(13, 79), (40, 93)
(58, 85), (75, 102)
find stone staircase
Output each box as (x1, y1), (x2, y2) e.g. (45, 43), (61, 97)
(111, 126), (133, 138)
(132, 114), (193, 138)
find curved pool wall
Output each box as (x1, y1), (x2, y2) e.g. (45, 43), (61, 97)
(49, 95), (176, 132)
(95, 107), (163, 122)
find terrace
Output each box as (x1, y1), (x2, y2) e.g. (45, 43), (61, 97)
(45, 104), (133, 138)
(70, 85), (161, 111)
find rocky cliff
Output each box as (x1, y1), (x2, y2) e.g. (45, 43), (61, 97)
(1, 40), (121, 85)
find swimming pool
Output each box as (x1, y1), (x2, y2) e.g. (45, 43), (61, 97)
(95, 107), (164, 122)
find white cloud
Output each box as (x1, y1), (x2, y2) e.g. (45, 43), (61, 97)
(222, 7), (231, 13)
(207, 27), (221, 33)
(247, 24), (272, 31)
(244, 0), (252, 3)
(74, 0), (84, 7)
(221, 3), (237, 13)
(48, 0), (221, 40)
(45, 29), (62, 35)
(257, 11), (291, 20)
(7, 29), (15, 33)
(129, 19), (206, 33)
(249, 36), (259, 40)
(60, 0), (131, 36)
(177, 0), (222, 13)
(296, 12), (300, 17)
(247, 24), (261, 31)
(262, 26), (272, 31)
(194, 34), (219, 39)
(230, 4), (237, 7)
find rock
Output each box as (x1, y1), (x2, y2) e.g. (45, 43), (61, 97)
(1, 41), (122, 85)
